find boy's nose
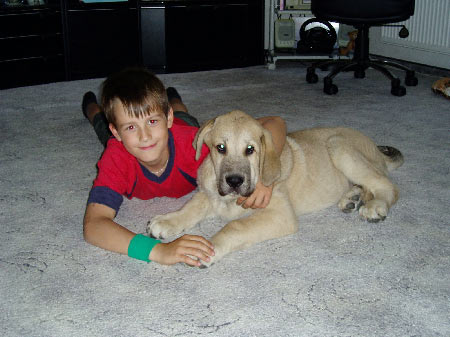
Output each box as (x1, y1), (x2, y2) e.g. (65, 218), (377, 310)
(140, 128), (152, 141)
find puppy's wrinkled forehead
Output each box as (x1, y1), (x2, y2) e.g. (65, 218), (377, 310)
(211, 110), (262, 139)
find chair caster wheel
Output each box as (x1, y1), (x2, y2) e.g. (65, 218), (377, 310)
(324, 77), (338, 95)
(306, 67), (318, 83)
(354, 68), (365, 79)
(405, 70), (418, 86)
(391, 78), (406, 96)
(324, 84), (338, 95)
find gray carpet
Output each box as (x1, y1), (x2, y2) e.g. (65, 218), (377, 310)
(1, 64), (449, 337)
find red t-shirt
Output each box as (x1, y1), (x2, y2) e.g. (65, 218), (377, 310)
(87, 121), (209, 213)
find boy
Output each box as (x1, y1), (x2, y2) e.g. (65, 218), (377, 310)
(82, 67), (286, 267)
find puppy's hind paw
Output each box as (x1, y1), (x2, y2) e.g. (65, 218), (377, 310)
(359, 200), (388, 223)
(339, 185), (364, 213)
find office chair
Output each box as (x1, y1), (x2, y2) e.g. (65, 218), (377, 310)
(306, 0), (418, 96)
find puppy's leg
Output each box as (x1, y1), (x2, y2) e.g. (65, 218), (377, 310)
(201, 194), (298, 267)
(328, 137), (399, 222)
(147, 191), (212, 239)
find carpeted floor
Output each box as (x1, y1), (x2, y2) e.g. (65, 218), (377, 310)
(1, 64), (449, 337)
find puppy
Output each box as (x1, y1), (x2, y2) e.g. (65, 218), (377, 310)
(148, 110), (403, 267)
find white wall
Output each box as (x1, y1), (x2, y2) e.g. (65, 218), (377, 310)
(369, 0), (449, 69)
(265, 0), (450, 70)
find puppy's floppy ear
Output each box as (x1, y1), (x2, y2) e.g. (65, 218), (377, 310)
(193, 118), (215, 160)
(260, 128), (281, 186)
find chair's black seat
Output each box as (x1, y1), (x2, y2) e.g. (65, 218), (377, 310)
(311, 0), (415, 25)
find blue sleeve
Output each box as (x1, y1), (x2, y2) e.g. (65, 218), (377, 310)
(87, 186), (124, 214)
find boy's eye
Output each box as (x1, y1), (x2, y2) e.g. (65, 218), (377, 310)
(216, 144), (226, 154)
(147, 119), (158, 125)
(245, 145), (255, 155)
(127, 125), (135, 131)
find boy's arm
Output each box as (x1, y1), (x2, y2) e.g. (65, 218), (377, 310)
(83, 203), (135, 255)
(237, 116), (286, 209)
(257, 116), (286, 154)
(83, 203), (214, 266)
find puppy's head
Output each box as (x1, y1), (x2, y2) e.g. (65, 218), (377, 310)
(193, 110), (280, 197)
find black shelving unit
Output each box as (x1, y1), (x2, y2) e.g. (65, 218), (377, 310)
(62, 0), (140, 81)
(0, 0), (65, 89)
(164, 0), (264, 73)
(0, 0), (264, 89)
(140, 0), (264, 73)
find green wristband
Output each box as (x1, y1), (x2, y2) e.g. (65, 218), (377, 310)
(128, 234), (161, 262)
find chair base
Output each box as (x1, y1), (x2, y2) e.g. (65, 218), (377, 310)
(305, 26), (418, 96)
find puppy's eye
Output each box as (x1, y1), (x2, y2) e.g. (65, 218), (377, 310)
(216, 144), (226, 154)
(245, 145), (255, 155)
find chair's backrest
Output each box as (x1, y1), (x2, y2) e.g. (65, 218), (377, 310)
(311, 0), (415, 25)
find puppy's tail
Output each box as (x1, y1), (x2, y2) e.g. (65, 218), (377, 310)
(378, 146), (404, 171)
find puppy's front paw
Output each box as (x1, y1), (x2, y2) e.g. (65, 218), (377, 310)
(146, 214), (184, 239)
(359, 200), (388, 223)
(198, 256), (215, 269)
(198, 244), (225, 268)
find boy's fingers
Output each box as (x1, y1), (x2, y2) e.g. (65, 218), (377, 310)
(180, 247), (211, 263)
(244, 197), (253, 208)
(259, 194), (269, 208)
(181, 255), (202, 267)
(179, 235), (215, 255)
(236, 197), (247, 207)
(249, 194), (265, 209)
(182, 235), (215, 251)
(239, 195), (255, 209)
(237, 192), (271, 209)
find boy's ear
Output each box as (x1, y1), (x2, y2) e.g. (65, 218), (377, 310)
(109, 123), (121, 142)
(167, 107), (174, 128)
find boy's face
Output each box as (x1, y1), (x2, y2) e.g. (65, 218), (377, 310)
(109, 98), (174, 170)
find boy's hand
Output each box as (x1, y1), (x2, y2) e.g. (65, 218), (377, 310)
(237, 181), (273, 209)
(150, 234), (215, 267)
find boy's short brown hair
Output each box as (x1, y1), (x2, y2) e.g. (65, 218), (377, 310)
(100, 67), (170, 127)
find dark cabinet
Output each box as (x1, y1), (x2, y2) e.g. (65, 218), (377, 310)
(64, 0), (140, 80)
(140, 0), (264, 73)
(140, 3), (166, 71)
(165, 1), (264, 72)
(0, 0), (264, 89)
(0, 0), (65, 89)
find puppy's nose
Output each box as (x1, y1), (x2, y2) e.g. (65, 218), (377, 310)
(226, 175), (244, 188)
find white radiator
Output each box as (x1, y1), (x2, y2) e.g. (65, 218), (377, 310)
(370, 0), (450, 70)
